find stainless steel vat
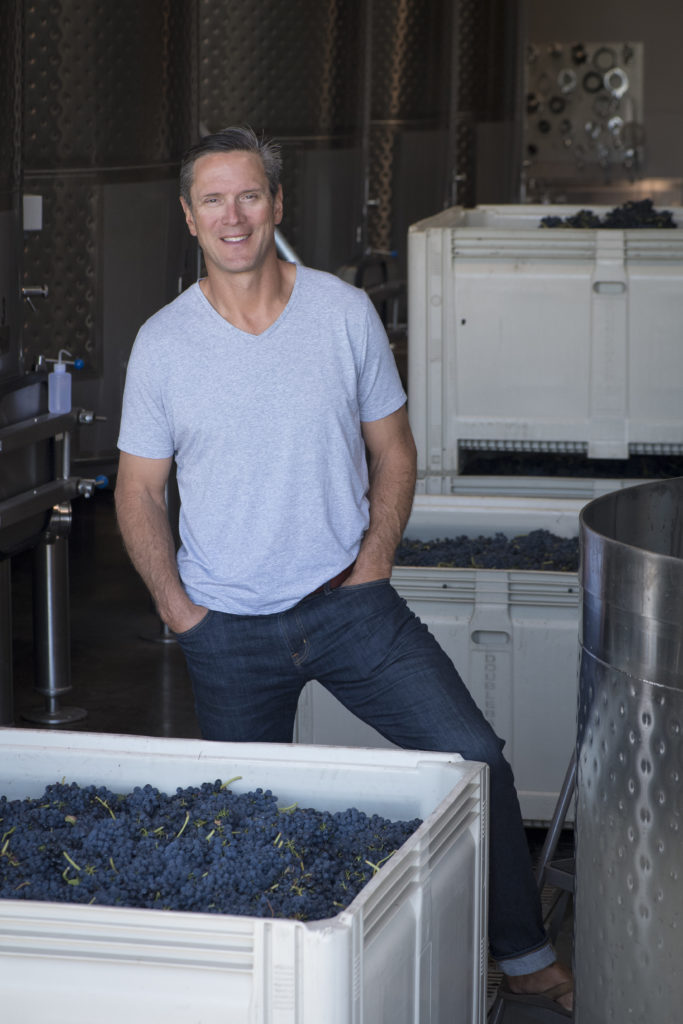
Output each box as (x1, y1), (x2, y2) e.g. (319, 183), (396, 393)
(576, 477), (683, 1021)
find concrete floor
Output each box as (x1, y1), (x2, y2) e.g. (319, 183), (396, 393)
(7, 486), (575, 1021)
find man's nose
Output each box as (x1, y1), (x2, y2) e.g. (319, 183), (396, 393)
(221, 200), (243, 223)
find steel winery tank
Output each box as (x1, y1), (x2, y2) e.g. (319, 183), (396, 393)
(576, 477), (683, 1021)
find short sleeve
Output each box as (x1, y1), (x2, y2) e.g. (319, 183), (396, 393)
(356, 295), (406, 422)
(117, 328), (175, 458)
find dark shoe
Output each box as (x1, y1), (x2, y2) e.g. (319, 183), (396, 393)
(500, 977), (573, 1018)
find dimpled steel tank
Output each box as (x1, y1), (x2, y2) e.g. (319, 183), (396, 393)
(576, 477), (683, 1022)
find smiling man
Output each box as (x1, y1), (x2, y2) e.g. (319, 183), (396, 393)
(179, 149), (291, 307)
(114, 126), (572, 1014)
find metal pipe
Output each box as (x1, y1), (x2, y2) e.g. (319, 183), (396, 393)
(0, 559), (13, 726)
(534, 750), (577, 889)
(60, 429), (71, 480)
(22, 503), (86, 725)
(358, 0), (373, 253)
(32, 530), (71, 698)
(274, 229), (302, 265)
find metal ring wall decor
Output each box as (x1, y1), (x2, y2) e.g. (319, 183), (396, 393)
(523, 39), (644, 189)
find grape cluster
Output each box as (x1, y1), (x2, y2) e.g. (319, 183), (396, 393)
(0, 780), (421, 920)
(396, 529), (579, 571)
(540, 198), (677, 229)
(540, 209), (601, 229)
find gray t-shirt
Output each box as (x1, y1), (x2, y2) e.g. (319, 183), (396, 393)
(117, 265), (407, 614)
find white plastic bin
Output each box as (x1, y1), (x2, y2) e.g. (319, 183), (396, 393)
(407, 203), (683, 492)
(295, 494), (582, 824)
(0, 729), (487, 1024)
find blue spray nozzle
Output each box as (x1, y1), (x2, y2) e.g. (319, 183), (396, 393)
(44, 349), (83, 370)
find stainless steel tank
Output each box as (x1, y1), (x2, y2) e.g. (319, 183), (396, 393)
(576, 477), (683, 1021)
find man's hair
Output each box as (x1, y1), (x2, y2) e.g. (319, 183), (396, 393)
(179, 126), (282, 206)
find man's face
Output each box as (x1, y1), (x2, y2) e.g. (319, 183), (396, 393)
(180, 150), (283, 277)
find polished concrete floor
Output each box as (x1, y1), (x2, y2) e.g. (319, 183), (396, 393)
(7, 486), (575, 1021)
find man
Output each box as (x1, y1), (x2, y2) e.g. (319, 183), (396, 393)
(115, 126), (573, 1014)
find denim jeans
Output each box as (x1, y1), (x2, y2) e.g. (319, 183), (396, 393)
(176, 578), (555, 974)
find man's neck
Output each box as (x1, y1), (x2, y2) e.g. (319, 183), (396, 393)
(200, 259), (297, 335)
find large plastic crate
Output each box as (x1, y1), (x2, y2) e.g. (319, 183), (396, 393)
(295, 494), (582, 824)
(0, 730), (487, 1024)
(407, 203), (683, 493)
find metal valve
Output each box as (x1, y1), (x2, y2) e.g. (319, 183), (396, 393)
(77, 474), (109, 498)
(22, 284), (49, 313)
(77, 409), (107, 426)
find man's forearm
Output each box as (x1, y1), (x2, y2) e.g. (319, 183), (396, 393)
(354, 436), (417, 581)
(115, 487), (202, 631)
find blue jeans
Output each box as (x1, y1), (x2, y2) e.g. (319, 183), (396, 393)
(176, 578), (554, 973)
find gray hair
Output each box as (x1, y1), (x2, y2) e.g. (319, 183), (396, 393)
(179, 126), (282, 206)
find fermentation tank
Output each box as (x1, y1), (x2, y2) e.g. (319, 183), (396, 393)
(0, 0), (98, 727)
(576, 477), (683, 1021)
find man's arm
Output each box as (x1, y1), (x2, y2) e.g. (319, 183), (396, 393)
(346, 403), (417, 584)
(114, 451), (207, 633)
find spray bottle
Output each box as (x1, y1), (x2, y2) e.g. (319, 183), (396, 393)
(45, 349), (83, 414)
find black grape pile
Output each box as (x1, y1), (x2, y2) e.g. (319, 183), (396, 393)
(540, 198), (677, 229)
(396, 529), (579, 571)
(0, 780), (421, 920)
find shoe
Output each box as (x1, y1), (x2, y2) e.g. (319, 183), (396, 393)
(500, 977), (573, 1018)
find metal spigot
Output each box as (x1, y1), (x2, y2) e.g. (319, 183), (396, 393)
(22, 285), (49, 313)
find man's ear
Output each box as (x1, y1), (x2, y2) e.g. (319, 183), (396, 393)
(180, 197), (197, 237)
(274, 185), (284, 227)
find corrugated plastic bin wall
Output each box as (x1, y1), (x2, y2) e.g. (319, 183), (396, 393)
(407, 204), (683, 493)
(294, 494), (583, 824)
(0, 731), (487, 1024)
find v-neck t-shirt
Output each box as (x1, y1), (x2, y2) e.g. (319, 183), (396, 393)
(117, 265), (407, 615)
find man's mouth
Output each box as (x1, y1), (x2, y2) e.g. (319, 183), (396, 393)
(221, 234), (249, 243)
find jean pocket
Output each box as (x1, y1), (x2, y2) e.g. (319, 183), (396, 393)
(174, 609), (214, 641)
(336, 577), (391, 593)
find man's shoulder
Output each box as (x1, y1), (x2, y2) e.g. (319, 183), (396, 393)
(138, 282), (201, 336)
(297, 265), (370, 308)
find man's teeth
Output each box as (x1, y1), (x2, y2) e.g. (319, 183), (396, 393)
(223, 235), (249, 242)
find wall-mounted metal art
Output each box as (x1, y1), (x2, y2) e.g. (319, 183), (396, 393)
(523, 41), (644, 199)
